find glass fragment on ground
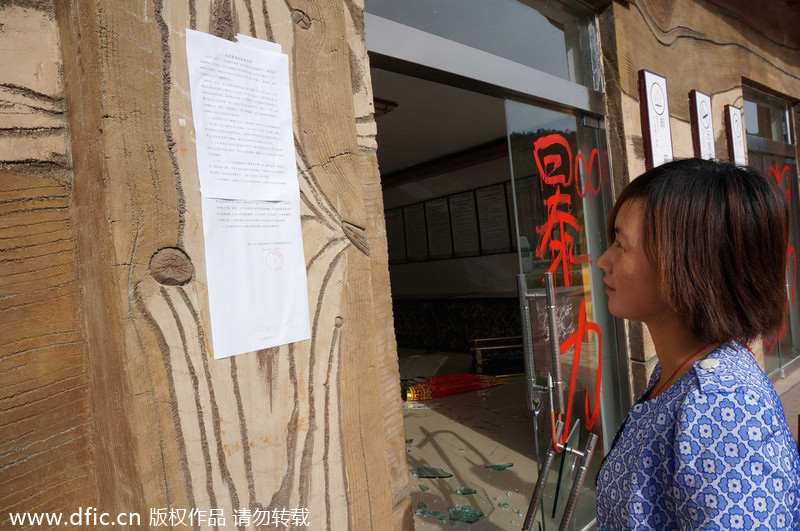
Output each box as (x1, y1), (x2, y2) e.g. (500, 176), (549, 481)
(448, 505), (484, 523)
(484, 462), (514, 471)
(414, 466), (453, 478)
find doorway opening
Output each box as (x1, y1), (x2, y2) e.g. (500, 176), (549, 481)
(373, 66), (539, 529)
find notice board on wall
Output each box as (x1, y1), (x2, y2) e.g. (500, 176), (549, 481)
(475, 183), (511, 254)
(448, 191), (481, 258)
(425, 197), (454, 260)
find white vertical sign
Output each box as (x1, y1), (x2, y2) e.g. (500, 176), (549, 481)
(689, 90), (715, 160)
(639, 70), (673, 169)
(726, 105), (747, 165)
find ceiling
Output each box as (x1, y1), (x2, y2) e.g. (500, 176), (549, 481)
(370, 67), (508, 178)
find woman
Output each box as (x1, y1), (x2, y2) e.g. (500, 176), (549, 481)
(595, 158), (800, 529)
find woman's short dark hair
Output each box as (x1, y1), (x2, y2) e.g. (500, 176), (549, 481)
(607, 158), (789, 344)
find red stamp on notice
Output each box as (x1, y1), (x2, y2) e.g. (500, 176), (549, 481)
(266, 249), (284, 271)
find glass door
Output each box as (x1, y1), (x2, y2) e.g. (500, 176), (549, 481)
(744, 88), (800, 377)
(505, 99), (629, 529)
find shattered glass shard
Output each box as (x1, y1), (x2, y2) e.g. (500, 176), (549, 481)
(415, 466), (453, 478)
(448, 505), (484, 524)
(456, 487), (477, 495)
(485, 462), (514, 471)
(415, 501), (431, 518)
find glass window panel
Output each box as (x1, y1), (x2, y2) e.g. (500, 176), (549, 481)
(744, 93), (792, 145)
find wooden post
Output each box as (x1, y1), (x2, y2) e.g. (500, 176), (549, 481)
(2, 0), (410, 528)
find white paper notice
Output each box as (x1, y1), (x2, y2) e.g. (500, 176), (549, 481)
(186, 29), (298, 201)
(186, 29), (311, 359)
(202, 197), (310, 359)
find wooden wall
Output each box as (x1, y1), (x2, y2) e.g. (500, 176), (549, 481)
(2, 0), (411, 528)
(0, 2), (101, 521)
(600, 0), (800, 395)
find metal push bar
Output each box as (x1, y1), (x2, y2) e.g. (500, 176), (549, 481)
(544, 273), (565, 416)
(523, 420), (564, 531)
(518, 273), (541, 412)
(558, 433), (598, 531)
(522, 419), (598, 531)
(517, 272), (565, 415)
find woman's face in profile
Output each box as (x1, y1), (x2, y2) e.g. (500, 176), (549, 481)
(596, 200), (671, 324)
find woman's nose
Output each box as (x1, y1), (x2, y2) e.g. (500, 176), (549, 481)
(596, 248), (611, 273)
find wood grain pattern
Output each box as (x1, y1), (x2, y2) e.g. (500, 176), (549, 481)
(0, 3), (101, 526)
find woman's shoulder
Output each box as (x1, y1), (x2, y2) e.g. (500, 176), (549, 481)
(678, 341), (787, 433)
(690, 341), (774, 397)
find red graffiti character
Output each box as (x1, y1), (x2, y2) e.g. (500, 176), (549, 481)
(768, 164), (792, 206)
(574, 148), (603, 198)
(559, 298), (603, 438)
(534, 134), (573, 187)
(535, 188), (584, 287)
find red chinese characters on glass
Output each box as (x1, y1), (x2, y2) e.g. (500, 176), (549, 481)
(532, 134), (604, 287)
(532, 133), (605, 446)
(559, 299), (603, 437)
(535, 188), (584, 287)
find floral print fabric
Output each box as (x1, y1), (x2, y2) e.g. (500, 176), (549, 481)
(596, 341), (800, 529)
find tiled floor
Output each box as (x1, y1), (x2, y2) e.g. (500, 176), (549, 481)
(400, 351), (800, 530)
(403, 376), (538, 529)
(400, 351), (596, 530)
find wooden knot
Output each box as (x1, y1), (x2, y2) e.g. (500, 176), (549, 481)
(150, 248), (194, 286)
(335, 317), (343, 328)
(291, 9), (312, 29)
(341, 221), (370, 256)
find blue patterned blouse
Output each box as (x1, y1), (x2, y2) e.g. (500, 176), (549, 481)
(597, 341), (800, 529)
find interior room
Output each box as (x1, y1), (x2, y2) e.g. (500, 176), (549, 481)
(373, 66), (531, 528)
(372, 66), (578, 529)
